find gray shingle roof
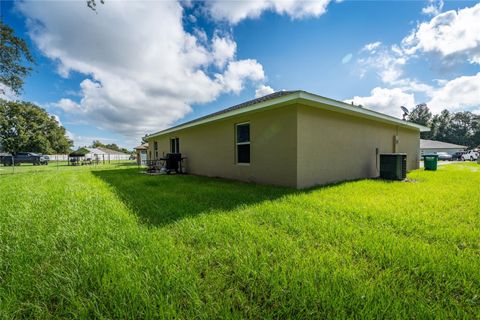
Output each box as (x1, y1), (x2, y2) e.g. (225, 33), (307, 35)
(148, 90), (429, 138)
(149, 90), (299, 136)
(420, 139), (467, 149)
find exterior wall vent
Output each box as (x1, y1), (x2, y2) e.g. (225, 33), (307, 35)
(379, 153), (407, 180)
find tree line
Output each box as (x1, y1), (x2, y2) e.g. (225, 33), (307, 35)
(408, 104), (480, 149)
(90, 140), (131, 154)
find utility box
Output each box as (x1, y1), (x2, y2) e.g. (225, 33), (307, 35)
(380, 153), (407, 180)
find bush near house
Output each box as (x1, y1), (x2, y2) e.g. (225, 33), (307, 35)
(0, 163), (479, 318)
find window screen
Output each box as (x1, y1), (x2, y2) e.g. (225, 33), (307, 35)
(236, 123), (250, 164)
(170, 138), (180, 153)
(154, 141), (158, 159)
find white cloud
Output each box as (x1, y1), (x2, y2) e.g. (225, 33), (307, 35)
(18, 1), (266, 139)
(393, 78), (435, 96)
(427, 72), (480, 113)
(362, 41), (381, 52)
(255, 85), (275, 98)
(53, 98), (82, 113)
(345, 87), (416, 117)
(352, 3), (480, 118)
(422, 0), (444, 16)
(403, 3), (480, 63)
(66, 131), (118, 149)
(204, 0), (332, 24)
(212, 35), (237, 68)
(218, 59), (265, 94)
(358, 3), (480, 85)
(358, 45), (406, 84)
(347, 73), (480, 117)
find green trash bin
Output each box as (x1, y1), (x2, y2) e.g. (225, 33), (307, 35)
(423, 154), (438, 171)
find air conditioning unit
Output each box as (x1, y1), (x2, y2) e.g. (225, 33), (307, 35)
(379, 153), (407, 180)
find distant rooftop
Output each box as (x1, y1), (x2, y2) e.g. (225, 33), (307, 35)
(87, 147), (129, 155)
(134, 143), (148, 150)
(420, 139), (467, 149)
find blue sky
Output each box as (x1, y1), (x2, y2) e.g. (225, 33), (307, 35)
(3, 0), (480, 148)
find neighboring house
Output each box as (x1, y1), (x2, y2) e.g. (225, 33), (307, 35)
(93, 147), (131, 160)
(420, 139), (467, 156)
(147, 90), (429, 189)
(86, 147), (131, 161)
(134, 143), (148, 165)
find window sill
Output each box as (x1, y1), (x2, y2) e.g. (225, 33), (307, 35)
(236, 163), (250, 166)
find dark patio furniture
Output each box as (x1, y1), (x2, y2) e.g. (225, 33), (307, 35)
(146, 160), (162, 173)
(164, 153), (187, 174)
(145, 154), (186, 174)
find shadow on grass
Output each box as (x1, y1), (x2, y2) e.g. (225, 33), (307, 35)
(92, 168), (298, 227)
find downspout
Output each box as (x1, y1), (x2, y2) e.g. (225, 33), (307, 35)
(394, 126), (399, 153)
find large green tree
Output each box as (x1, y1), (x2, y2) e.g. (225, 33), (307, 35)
(0, 99), (73, 154)
(406, 103), (480, 148)
(449, 111), (478, 147)
(430, 110), (452, 143)
(0, 20), (34, 95)
(407, 103), (432, 139)
(90, 140), (131, 154)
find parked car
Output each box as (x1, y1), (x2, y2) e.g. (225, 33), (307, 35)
(451, 151), (465, 161)
(0, 153), (12, 163)
(461, 150), (479, 161)
(1, 152), (49, 166)
(436, 152), (452, 161)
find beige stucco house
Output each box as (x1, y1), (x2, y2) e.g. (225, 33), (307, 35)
(147, 90), (429, 189)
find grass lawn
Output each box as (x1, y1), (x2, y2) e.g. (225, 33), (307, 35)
(0, 163), (479, 318)
(0, 160), (136, 175)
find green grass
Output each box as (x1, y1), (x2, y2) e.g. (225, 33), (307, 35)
(0, 163), (479, 318)
(0, 160), (137, 175)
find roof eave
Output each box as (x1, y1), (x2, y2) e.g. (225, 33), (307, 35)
(147, 90), (430, 139)
(147, 91), (302, 139)
(297, 91), (430, 132)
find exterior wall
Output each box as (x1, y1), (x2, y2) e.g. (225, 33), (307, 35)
(296, 104), (420, 189)
(148, 103), (421, 189)
(396, 126), (420, 170)
(149, 105), (298, 187)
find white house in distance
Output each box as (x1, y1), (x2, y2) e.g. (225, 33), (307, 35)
(86, 147), (131, 161)
(420, 139), (467, 155)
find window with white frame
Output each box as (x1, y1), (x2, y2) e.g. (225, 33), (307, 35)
(154, 141), (158, 159)
(170, 137), (179, 153)
(235, 122), (250, 164)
